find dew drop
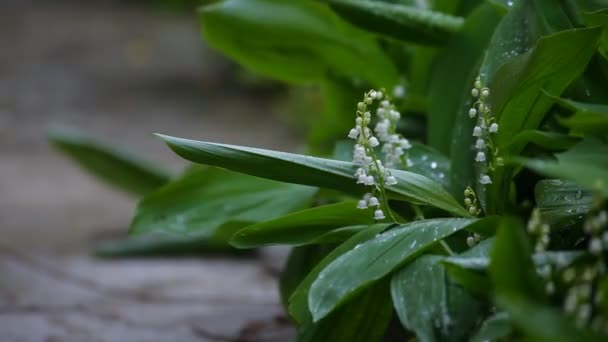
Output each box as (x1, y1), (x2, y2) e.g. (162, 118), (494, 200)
(430, 162), (437, 169)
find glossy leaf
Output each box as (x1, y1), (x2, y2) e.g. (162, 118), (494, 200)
(442, 238), (494, 297)
(289, 224), (389, 324)
(157, 135), (469, 216)
(200, 0), (398, 86)
(391, 254), (482, 342)
(298, 281), (392, 342)
(48, 127), (172, 196)
(308, 218), (478, 321)
(325, 0), (464, 45)
(130, 167), (317, 237)
(230, 201), (373, 248)
(535, 179), (593, 224)
(518, 138), (608, 198)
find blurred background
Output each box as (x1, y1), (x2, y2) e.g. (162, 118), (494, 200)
(1, 0), (303, 340)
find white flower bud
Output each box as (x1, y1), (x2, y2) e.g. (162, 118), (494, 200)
(348, 128), (359, 139)
(381, 100), (390, 107)
(469, 108), (477, 118)
(385, 175), (397, 186)
(376, 91), (383, 99)
(369, 137), (379, 147)
(474, 79), (482, 89)
(471, 88), (479, 97)
(480, 175), (492, 184)
(473, 126), (482, 137)
(374, 209), (385, 220)
(475, 152), (486, 162)
(389, 110), (400, 120)
(369, 90), (377, 99)
(365, 175), (375, 185)
(468, 206), (478, 215)
(481, 88), (490, 98)
(489, 123), (499, 133)
(368, 196), (379, 207)
(357, 174), (367, 184)
(357, 200), (368, 209)
(400, 139), (412, 149)
(466, 236), (475, 247)
(475, 138), (485, 150)
(393, 85), (405, 98)
(357, 102), (365, 110)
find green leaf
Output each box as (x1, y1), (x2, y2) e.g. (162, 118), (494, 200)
(489, 217), (545, 301)
(535, 179), (593, 224)
(48, 127), (172, 196)
(230, 201), (374, 248)
(430, 3), (504, 155)
(200, 0), (398, 87)
(551, 94), (608, 134)
(493, 27), (602, 149)
(496, 295), (605, 342)
(129, 167), (317, 237)
(505, 130), (579, 154)
(517, 138), (608, 198)
(308, 218), (478, 321)
(442, 238), (494, 297)
(391, 254), (483, 342)
(325, 0), (464, 45)
(288, 224), (389, 324)
(298, 280), (392, 342)
(157, 134), (469, 216)
(470, 312), (512, 342)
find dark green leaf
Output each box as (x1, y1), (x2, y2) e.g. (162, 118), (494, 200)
(157, 135), (469, 216)
(442, 238), (494, 297)
(505, 130), (579, 154)
(230, 201), (374, 248)
(289, 224), (389, 324)
(299, 280), (392, 342)
(130, 167), (316, 237)
(324, 0), (464, 45)
(391, 255), (483, 342)
(308, 218), (478, 321)
(535, 179), (593, 224)
(517, 138), (608, 198)
(200, 0), (398, 86)
(551, 94), (608, 134)
(48, 127), (171, 196)
(280, 246), (330, 310)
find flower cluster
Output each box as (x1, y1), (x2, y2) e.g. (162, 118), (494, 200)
(463, 187), (482, 246)
(469, 77), (503, 185)
(527, 208), (551, 253)
(348, 89), (410, 221)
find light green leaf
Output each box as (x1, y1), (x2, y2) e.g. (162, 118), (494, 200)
(200, 0), (398, 87)
(517, 139), (608, 198)
(230, 201), (374, 248)
(535, 179), (593, 224)
(308, 218), (478, 321)
(129, 167), (317, 237)
(157, 135), (469, 216)
(391, 255), (483, 342)
(288, 224), (389, 324)
(48, 127), (171, 196)
(325, 0), (464, 45)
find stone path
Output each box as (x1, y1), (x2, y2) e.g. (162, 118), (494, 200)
(0, 1), (299, 340)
